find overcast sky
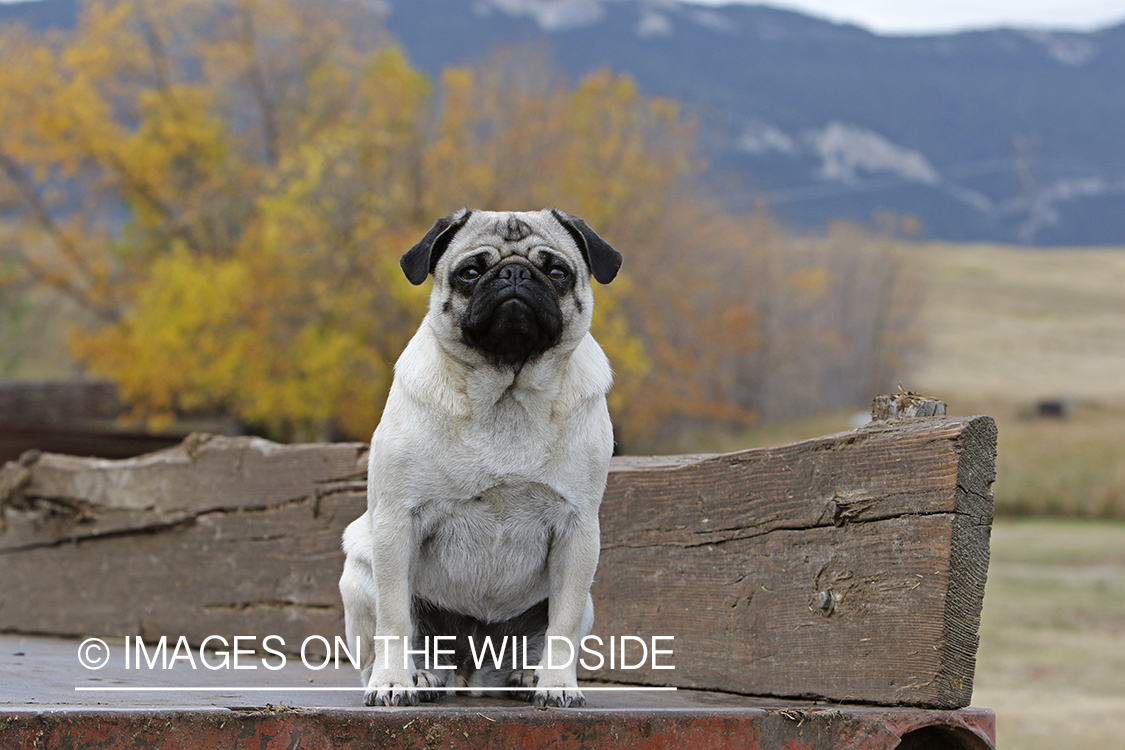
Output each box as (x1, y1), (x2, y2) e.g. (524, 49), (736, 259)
(2, 0), (1125, 35)
(684, 0), (1125, 34)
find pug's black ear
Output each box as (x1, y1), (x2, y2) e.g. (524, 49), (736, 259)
(400, 209), (473, 285)
(551, 209), (622, 284)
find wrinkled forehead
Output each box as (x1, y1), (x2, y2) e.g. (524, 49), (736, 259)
(447, 211), (579, 261)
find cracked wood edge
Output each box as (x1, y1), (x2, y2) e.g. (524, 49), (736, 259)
(935, 416), (997, 706)
(0, 435), (369, 551)
(600, 416), (988, 549)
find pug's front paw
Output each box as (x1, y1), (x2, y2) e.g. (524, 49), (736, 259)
(533, 687), (586, 708)
(363, 669), (418, 707)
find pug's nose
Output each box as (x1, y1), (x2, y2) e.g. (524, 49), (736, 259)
(498, 265), (532, 285)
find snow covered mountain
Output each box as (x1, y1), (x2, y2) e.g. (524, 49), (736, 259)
(4, 0), (1125, 244)
(384, 0), (1125, 245)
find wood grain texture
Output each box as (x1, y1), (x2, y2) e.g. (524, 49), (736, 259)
(0, 417), (996, 707)
(0, 435), (368, 653)
(585, 415), (996, 709)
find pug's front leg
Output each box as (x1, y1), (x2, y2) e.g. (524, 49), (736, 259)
(535, 515), (600, 708)
(365, 509), (420, 707)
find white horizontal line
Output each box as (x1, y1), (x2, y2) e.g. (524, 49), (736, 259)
(75, 686), (678, 692)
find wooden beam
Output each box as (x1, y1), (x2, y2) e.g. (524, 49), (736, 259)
(586, 415), (995, 709)
(0, 435), (366, 650)
(0, 414), (995, 709)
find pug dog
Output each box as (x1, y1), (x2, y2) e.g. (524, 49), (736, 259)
(339, 208), (622, 708)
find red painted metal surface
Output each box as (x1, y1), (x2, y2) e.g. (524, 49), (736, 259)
(0, 634), (996, 750)
(0, 705), (995, 750)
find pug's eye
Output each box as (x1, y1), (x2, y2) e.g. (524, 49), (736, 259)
(549, 266), (569, 282)
(458, 266), (481, 282)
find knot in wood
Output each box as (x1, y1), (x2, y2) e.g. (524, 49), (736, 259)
(815, 590), (838, 617)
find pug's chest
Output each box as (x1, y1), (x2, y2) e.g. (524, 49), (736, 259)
(410, 482), (573, 621)
(446, 394), (577, 475)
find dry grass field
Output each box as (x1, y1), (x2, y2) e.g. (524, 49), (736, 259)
(975, 519), (1125, 750)
(911, 242), (1125, 405)
(911, 243), (1125, 519)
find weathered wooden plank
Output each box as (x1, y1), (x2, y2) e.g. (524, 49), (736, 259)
(585, 416), (996, 708)
(0, 414), (995, 708)
(0, 435), (368, 652)
(0, 491), (362, 649)
(0, 434), (366, 550)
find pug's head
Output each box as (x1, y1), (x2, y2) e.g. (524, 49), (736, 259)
(400, 209), (622, 367)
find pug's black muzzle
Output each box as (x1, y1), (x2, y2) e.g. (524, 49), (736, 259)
(461, 261), (564, 365)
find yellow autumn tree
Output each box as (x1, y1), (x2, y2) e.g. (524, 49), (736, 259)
(1, 2), (662, 441)
(66, 21), (445, 440)
(1, 0), (431, 439)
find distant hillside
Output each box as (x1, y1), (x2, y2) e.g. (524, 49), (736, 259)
(4, 0), (1125, 245)
(0, 0), (74, 28)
